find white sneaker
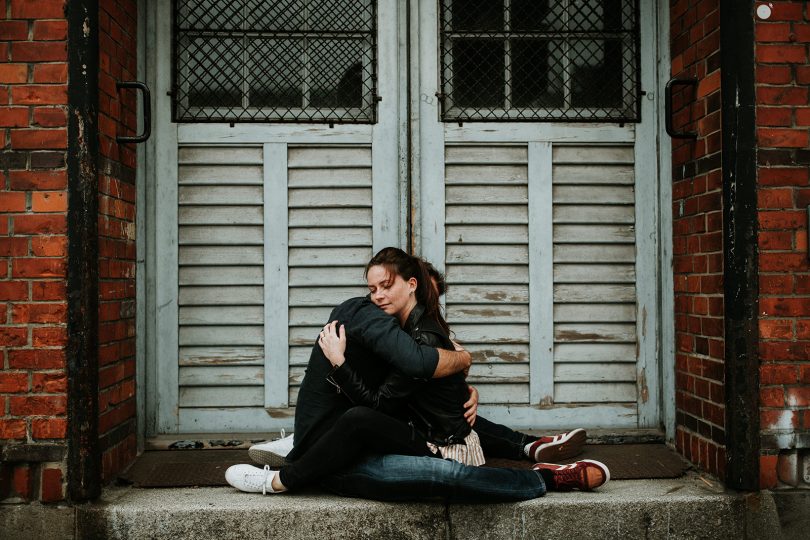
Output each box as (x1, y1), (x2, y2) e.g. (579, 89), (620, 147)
(225, 464), (283, 494)
(249, 431), (294, 467)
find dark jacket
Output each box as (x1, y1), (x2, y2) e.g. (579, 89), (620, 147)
(327, 304), (472, 446)
(288, 297), (440, 461)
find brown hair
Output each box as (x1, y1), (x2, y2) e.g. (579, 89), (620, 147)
(365, 247), (449, 335)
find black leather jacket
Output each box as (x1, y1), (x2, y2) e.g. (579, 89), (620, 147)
(327, 304), (471, 446)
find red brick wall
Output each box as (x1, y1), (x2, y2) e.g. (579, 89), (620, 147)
(97, 0), (137, 483)
(754, 0), (810, 489)
(0, 0), (69, 502)
(670, 0), (727, 480)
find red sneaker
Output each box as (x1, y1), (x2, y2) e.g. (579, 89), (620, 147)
(533, 459), (610, 491)
(527, 428), (587, 462)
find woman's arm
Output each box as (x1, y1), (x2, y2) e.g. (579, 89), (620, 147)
(319, 321), (419, 413)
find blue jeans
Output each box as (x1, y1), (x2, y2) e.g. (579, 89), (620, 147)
(322, 454), (546, 502)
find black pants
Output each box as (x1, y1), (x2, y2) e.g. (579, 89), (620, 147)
(279, 406), (432, 490)
(474, 416), (539, 460)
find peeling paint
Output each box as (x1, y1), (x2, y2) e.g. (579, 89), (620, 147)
(638, 368), (649, 403)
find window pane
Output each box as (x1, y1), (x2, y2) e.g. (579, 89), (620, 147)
(451, 39), (504, 108)
(512, 40), (563, 108)
(177, 0), (242, 29)
(570, 39), (624, 108)
(450, 0), (504, 31)
(248, 39), (303, 108)
(309, 0), (374, 31)
(309, 39), (367, 108)
(183, 37), (243, 108)
(245, 0), (305, 30)
(511, 0), (554, 32)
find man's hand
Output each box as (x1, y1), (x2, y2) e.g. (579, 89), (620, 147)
(319, 321), (346, 367)
(463, 385), (478, 426)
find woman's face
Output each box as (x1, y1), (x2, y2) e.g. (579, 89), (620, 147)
(366, 265), (417, 320)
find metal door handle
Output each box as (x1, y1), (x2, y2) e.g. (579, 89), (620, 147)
(665, 78), (698, 139)
(116, 81), (151, 144)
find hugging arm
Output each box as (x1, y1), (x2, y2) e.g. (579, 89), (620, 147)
(328, 365), (418, 415)
(350, 303), (470, 378)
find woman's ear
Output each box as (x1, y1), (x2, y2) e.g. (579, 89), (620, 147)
(407, 277), (418, 295)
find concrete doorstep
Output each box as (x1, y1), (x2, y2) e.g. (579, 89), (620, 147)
(0, 473), (790, 540)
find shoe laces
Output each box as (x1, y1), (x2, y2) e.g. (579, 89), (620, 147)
(553, 464), (584, 488)
(274, 428), (286, 441)
(261, 465), (272, 495)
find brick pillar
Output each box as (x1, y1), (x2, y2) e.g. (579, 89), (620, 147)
(755, 0), (810, 489)
(0, 0), (69, 502)
(670, 0), (727, 480)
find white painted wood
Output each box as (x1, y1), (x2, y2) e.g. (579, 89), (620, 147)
(264, 143), (289, 408)
(446, 225), (529, 245)
(179, 186), (263, 205)
(179, 267), (263, 286)
(529, 141), (554, 405)
(179, 226), (264, 245)
(554, 244), (636, 263)
(552, 205), (635, 224)
(447, 245), (528, 264)
(179, 366), (264, 386)
(178, 246), (263, 266)
(288, 306), (335, 326)
(289, 286), (369, 306)
(447, 264), (529, 284)
(180, 386), (264, 408)
(180, 326), (264, 346)
(554, 363), (637, 383)
(553, 185), (635, 204)
(445, 145), (527, 164)
(636, 0), (662, 429)
(444, 124), (635, 144)
(179, 346), (264, 366)
(417, 0), (445, 269)
(177, 124), (373, 144)
(288, 188), (372, 208)
(372, 0), (401, 251)
(154, 0), (179, 434)
(136, 0), (147, 449)
(554, 323), (637, 343)
(445, 165), (528, 185)
(554, 264), (635, 283)
(555, 383), (637, 403)
(554, 224), (636, 244)
(288, 266), (365, 286)
(448, 284), (529, 304)
(289, 208), (373, 227)
(465, 343), (529, 364)
(179, 306), (263, 326)
(476, 384), (529, 404)
(446, 304), (529, 323)
(553, 284), (636, 303)
(446, 186), (528, 205)
(553, 304), (636, 323)
(178, 146), (263, 164)
(177, 165), (263, 185)
(288, 247), (373, 267)
(289, 227), (373, 247)
(475, 403), (637, 430)
(552, 145), (634, 164)
(554, 343), (637, 363)
(552, 165), (635, 185)
(179, 286), (263, 305)
(178, 206), (263, 225)
(451, 324), (530, 344)
(446, 205), (529, 224)
(288, 167), (372, 187)
(658, 0), (676, 443)
(288, 146), (372, 168)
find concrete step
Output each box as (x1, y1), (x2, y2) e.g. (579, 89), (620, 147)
(1, 473), (786, 539)
(80, 473), (783, 539)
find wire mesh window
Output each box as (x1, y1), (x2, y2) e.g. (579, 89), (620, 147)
(439, 0), (640, 122)
(173, 0), (377, 123)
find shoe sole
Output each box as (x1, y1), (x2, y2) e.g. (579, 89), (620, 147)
(534, 428), (587, 462)
(248, 447), (288, 467)
(580, 459), (610, 490)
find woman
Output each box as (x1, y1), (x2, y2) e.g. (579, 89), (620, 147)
(226, 248), (608, 495)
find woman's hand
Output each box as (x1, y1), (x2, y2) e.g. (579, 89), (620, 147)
(319, 320), (346, 367)
(463, 385), (479, 426)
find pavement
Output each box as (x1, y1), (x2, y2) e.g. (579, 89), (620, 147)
(1, 472), (791, 540)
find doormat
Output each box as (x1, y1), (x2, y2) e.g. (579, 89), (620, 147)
(121, 444), (688, 488)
